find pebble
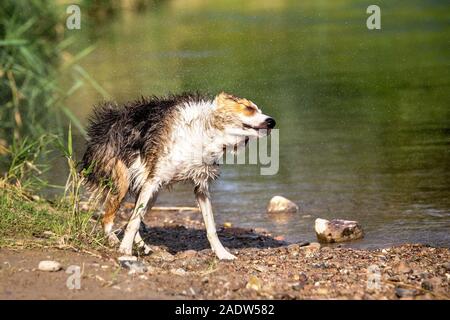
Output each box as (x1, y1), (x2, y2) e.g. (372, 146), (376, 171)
(253, 265), (268, 273)
(246, 276), (262, 291)
(421, 277), (441, 291)
(124, 261), (148, 274)
(292, 283), (304, 291)
(177, 250), (197, 260)
(171, 268), (187, 276)
(118, 255), (137, 262)
(395, 287), (419, 298)
(117, 256), (147, 274)
(300, 242), (321, 257)
(317, 288), (329, 295)
(421, 280), (433, 291)
(38, 260), (62, 272)
(396, 261), (412, 274)
(42, 231), (56, 238)
(150, 250), (175, 262)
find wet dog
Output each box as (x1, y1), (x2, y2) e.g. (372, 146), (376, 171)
(81, 92), (275, 260)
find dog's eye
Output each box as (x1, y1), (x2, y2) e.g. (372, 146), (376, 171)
(245, 105), (255, 111)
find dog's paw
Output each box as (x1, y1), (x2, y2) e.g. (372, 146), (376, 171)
(136, 244), (153, 255)
(216, 251), (237, 261)
(107, 233), (120, 247)
(118, 245), (133, 256)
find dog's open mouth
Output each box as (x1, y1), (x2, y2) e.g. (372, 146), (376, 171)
(243, 124), (258, 130)
(243, 124), (271, 135)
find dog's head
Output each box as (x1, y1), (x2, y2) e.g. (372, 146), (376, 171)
(213, 92), (276, 140)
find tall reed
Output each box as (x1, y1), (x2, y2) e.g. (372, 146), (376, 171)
(0, 1), (107, 248)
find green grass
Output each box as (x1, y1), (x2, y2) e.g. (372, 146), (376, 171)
(0, 180), (106, 250)
(0, 123), (107, 250)
(0, 1), (111, 250)
(0, 183), (64, 240)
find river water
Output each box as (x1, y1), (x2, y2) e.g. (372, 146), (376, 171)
(62, 0), (449, 248)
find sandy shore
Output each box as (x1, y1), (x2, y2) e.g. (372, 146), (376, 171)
(0, 208), (449, 300)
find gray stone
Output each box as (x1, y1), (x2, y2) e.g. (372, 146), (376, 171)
(119, 259), (148, 274)
(395, 287), (419, 298)
(315, 218), (364, 243)
(421, 277), (441, 291)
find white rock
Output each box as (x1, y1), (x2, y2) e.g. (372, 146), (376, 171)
(315, 218), (364, 243)
(38, 260), (62, 272)
(267, 196), (298, 213)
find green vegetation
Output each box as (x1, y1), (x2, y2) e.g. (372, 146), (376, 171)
(0, 181), (101, 249)
(0, 1), (106, 249)
(1, 1), (80, 145)
(0, 123), (105, 249)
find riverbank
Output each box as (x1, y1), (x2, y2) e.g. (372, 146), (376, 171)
(1, 207), (448, 300)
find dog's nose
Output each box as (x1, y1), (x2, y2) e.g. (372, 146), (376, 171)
(265, 117), (276, 129)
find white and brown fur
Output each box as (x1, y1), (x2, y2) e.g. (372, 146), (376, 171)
(81, 92), (276, 260)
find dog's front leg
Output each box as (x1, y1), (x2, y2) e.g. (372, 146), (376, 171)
(195, 189), (236, 260)
(119, 182), (158, 256)
(133, 197), (157, 255)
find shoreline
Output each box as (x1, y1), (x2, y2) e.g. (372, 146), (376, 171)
(1, 208), (449, 300)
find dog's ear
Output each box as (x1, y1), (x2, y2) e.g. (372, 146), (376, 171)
(215, 92), (237, 108)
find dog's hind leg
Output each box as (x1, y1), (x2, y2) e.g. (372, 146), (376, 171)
(195, 188), (236, 260)
(103, 194), (124, 246)
(103, 161), (129, 246)
(119, 181), (159, 256)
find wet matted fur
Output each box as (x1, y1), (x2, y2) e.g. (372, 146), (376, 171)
(81, 92), (276, 260)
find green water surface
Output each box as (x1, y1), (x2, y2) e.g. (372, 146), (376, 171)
(64, 0), (450, 248)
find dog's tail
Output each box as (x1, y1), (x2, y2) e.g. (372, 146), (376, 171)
(80, 102), (126, 196)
